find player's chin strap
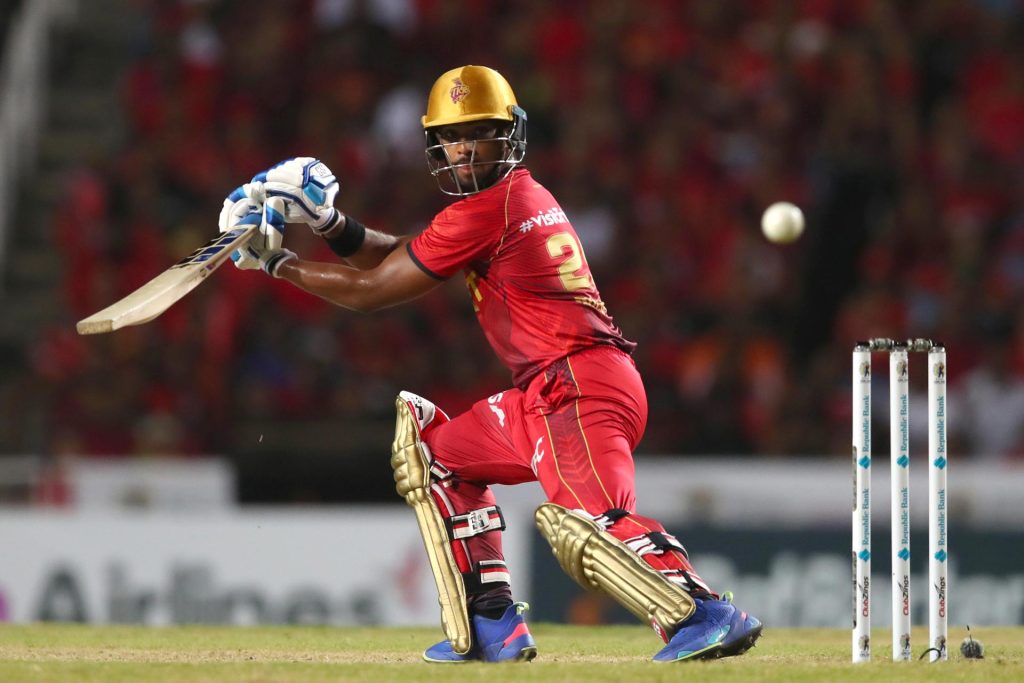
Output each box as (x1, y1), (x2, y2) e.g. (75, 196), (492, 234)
(391, 397), (473, 655)
(535, 503), (696, 643)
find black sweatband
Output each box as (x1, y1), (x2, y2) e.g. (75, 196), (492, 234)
(324, 213), (366, 258)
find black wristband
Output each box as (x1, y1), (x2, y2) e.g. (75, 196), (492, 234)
(324, 213), (367, 258)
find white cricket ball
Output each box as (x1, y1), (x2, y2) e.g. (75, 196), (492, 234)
(761, 201), (805, 244)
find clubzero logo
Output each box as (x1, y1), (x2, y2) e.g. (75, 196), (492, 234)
(935, 577), (947, 618)
(897, 575), (910, 616)
(450, 77), (470, 104)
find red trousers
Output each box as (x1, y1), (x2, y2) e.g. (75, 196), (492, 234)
(423, 346), (712, 599)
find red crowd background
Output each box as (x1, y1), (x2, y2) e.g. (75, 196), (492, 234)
(7, 1), (1024, 502)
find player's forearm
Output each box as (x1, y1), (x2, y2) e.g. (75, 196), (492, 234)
(274, 251), (435, 313)
(274, 259), (386, 313)
(322, 213), (410, 270)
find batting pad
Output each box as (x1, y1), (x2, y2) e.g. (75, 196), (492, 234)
(535, 503), (696, 642)
(391, 397), (472, 655)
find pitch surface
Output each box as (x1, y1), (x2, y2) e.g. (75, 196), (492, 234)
(1, 624), (1021, 682)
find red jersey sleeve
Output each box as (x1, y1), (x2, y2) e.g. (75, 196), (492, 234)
(408, 197), (505, 279)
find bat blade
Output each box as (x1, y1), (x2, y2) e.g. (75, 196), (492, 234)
(76, 225), (258, 335)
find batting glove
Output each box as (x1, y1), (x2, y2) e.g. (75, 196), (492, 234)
(218, 185), (265, 270)
(251, 157), (341, 235)
(224, 197), (297, 277)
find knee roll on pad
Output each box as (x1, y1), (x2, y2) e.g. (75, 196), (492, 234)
(392, 396), (472, 654)
(535, 503), (696, 643)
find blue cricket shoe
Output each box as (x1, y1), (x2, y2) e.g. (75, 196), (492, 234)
(423, 602), (538, 663)
(653, 593), (763, 662)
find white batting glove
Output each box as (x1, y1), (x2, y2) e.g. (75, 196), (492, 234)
(239, 197), (297, 277)
(218, 185), (264, 270)
(251, 157), (341, 235)
(221, 196), (296, 277)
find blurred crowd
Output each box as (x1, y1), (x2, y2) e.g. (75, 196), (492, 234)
(13, 0), (1024, 465)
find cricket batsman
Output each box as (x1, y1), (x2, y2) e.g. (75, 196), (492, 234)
(219, 65), (763, 662)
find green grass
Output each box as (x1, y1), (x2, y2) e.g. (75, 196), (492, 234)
(0, 624), (1021, 682)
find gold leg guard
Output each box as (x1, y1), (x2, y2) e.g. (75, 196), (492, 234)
(391, 397), (472, 655)
(535, 502), (695, 641)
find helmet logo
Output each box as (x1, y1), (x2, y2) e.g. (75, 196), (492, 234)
(449, 78), (470, 104)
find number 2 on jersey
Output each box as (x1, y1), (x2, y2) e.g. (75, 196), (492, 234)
(546, 232), (593, 291)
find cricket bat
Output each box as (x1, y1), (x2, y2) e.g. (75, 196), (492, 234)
(76, 224), (257, 335)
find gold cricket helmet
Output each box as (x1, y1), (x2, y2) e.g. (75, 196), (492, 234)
(422, 65), (528, 196)
(422, 65), (518, 128)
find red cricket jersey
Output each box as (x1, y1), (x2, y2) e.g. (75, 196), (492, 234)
(408, 168), (636, 387)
